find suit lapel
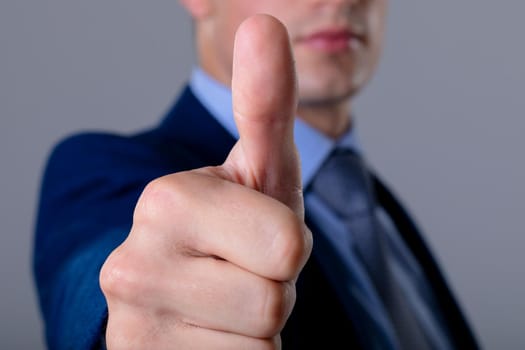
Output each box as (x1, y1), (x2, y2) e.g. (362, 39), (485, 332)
(373, 175), (480, 349)
(158, 86), (236, 166)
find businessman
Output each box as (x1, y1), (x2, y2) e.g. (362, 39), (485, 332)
(34, 0), (480, 349)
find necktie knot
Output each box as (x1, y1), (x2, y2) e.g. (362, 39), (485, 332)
(311, 147), (376, 219)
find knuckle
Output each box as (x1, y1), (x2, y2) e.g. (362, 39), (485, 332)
(135, 177), (169, 223)
(100, 246), (142, 302)
(256, 280), (296, 338)
(303, 225), (313, 264)
(134, 175), (187, 224)
(270, 209), (311, 280)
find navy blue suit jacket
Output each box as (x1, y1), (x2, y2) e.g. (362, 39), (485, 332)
(34, 86), (480, 349)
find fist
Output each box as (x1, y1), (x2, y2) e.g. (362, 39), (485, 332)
(100, 15), (313, 349)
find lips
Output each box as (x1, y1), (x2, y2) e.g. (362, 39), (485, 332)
(298, 28), (364, 53)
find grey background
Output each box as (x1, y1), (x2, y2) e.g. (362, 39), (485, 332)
(1, 0), (523, 349)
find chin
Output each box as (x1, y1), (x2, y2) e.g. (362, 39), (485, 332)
(298, 79), (362, 107)
(300, 61), (369, 96)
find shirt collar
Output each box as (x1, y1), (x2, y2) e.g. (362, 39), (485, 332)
(189, 67), (363, 188)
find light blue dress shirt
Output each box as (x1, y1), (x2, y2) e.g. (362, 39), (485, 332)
(189, 67), (453, 350)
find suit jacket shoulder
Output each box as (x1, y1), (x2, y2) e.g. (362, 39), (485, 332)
(373, 175), (480, 349)
(34, 87), (233, 350)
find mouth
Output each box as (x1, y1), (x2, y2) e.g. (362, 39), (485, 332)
(296, 27), (365, 54)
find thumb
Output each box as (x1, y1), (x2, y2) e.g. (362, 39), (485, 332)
(224, 14), (303, 217)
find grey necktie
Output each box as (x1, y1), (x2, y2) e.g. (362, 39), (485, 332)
(311, 147), (431, 350)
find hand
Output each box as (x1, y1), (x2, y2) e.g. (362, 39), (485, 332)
(99, 14), (313, 349)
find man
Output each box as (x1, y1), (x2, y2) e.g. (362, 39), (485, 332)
(33, 0), (480, 349)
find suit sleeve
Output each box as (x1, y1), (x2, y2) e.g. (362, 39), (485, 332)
(32, 133), (169, 349)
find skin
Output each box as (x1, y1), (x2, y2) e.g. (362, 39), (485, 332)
(100, 1), (387, 349)
(193, 0), (387, 138)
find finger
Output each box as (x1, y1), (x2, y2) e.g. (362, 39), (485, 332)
(104, 234), (295, 338)
(106, 306), (281, 350)
(225, 14), (303, 217)
(169, 325), (281, 350)
(160, 257), (295, 339)
(133, 171), (310, 281)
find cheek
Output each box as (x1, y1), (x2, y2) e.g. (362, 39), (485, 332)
(363, 2), (387, 68)
(370, 1), (388, 45)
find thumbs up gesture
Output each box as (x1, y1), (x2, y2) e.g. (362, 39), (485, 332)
(100, 15), (313, 349)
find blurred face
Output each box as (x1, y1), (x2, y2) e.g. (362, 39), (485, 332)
(192, 0), (387, 110)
